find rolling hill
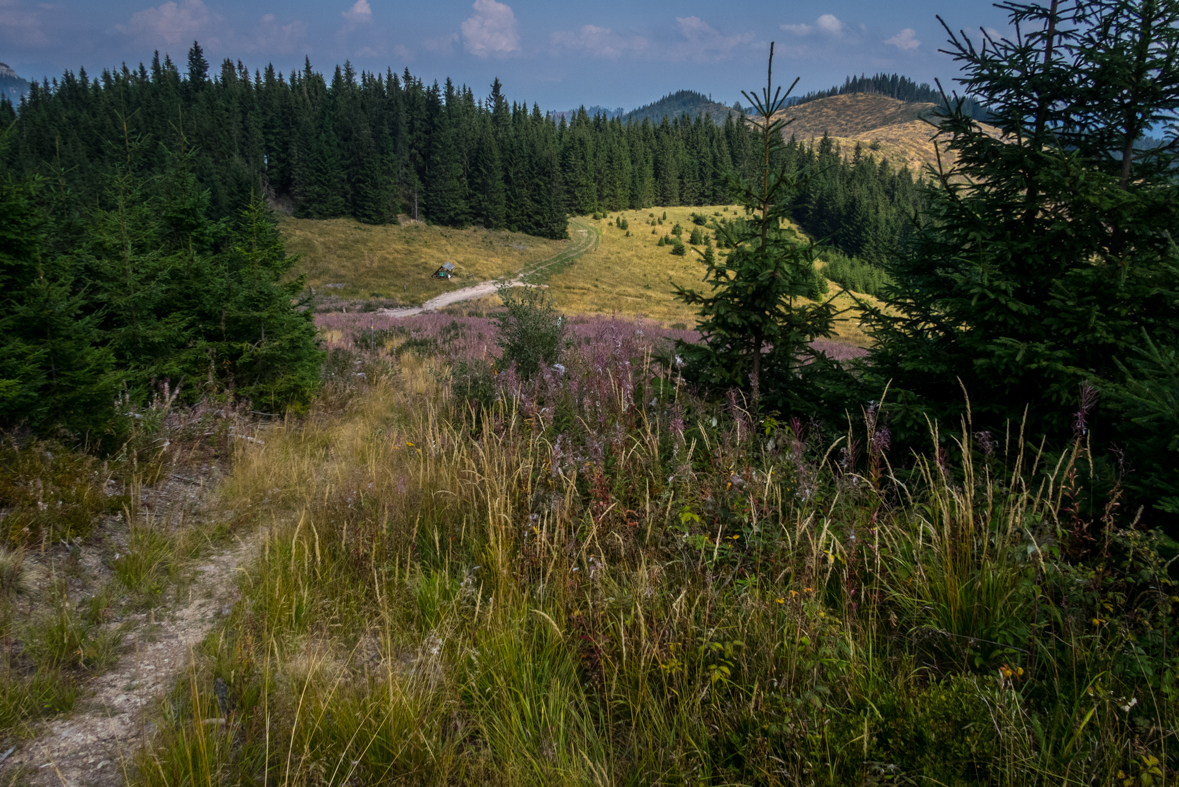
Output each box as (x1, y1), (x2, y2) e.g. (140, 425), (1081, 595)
(775, 93), (1001, 174)
(622, 90), (737, 125)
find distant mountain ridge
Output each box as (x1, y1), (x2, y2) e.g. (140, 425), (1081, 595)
(1, 63), (30, 105)
(622, 90), (737, 125)
(549, 105), (626, 123)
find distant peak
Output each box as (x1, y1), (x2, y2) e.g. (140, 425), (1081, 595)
(0, 63), (20, 80)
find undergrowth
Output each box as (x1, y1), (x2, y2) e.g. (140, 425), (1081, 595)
(130, 331), (1177, 786)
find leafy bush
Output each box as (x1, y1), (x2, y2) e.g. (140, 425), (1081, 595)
(493, 284), (568, 379)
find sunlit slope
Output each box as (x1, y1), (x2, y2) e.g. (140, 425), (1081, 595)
(279, 217), (569, 306)
(544, 207), (874, 346)
(774, 93), (1001, 174)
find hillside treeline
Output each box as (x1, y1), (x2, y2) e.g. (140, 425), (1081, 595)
(0, 126), (323, 438)
(793, 72), (992, 121)
(0, 43), (920, 255)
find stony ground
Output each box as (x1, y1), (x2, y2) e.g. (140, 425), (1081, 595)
(1, 472), (257, 787)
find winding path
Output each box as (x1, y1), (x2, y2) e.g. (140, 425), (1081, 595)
(377, 217), (599, 318)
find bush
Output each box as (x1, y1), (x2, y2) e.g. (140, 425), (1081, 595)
(671, 240), (687, 256)
(493, 284), (568, 380)
(672, 223), (684, 237)
(689, 227), (703, 245)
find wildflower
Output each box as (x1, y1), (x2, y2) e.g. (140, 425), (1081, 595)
(1120, 697), (1137, 712)
(776, 597), (785, 604)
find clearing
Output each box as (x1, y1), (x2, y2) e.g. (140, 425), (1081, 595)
(280, 216), (571, 308)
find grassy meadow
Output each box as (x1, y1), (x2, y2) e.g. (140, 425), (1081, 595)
(107, 319), (1174, 786)
(280, 207), (874, 345)
(544, 206), (874, 345)
(279, 217), (571, 307)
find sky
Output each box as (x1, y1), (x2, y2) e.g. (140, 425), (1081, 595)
(0, 0), (1017, 111)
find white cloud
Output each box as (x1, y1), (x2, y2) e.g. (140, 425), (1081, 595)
(252, 12), (306, 53)
(884, 28), (920, 50)
(342, 0), (372, 27)
(0, 0), (49, 46)
(424, 33), (458, 53)
(550, 24), (648, 59)
(780, 15), (842, 38)
(816, 14), (843, 35)
(673, 16), (754, 61)
(117, 0), (220, 46)
(461, 0), (520, 58)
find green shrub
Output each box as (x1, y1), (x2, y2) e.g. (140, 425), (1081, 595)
(671, 240), (686, 256)
(493, 284), (568, 380)
(689, 227), (703, 245)
(672, 223), (684, 237)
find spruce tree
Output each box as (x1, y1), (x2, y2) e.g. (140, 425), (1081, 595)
(0, 166), (113, 434)
(674, 44), (837, 402)
(865, 0), (1179, 444)
(219, 193), (322, 410)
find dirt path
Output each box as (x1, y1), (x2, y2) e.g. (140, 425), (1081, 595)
(378, 217), (599, 318)
(1, 531), (258, 787)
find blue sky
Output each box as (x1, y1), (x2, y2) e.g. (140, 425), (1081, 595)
(1, 0), (1016, 109)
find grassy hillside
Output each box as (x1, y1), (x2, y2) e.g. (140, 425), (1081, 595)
(779, 93), (937, 138)
(279, 217), (570, 307)
(543, 206), (873, 345)
(776, 93), (1002, 174)
(282, 207), (874, 346)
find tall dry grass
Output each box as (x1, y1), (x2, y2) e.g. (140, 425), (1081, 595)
(129, 325), (1176, 786)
